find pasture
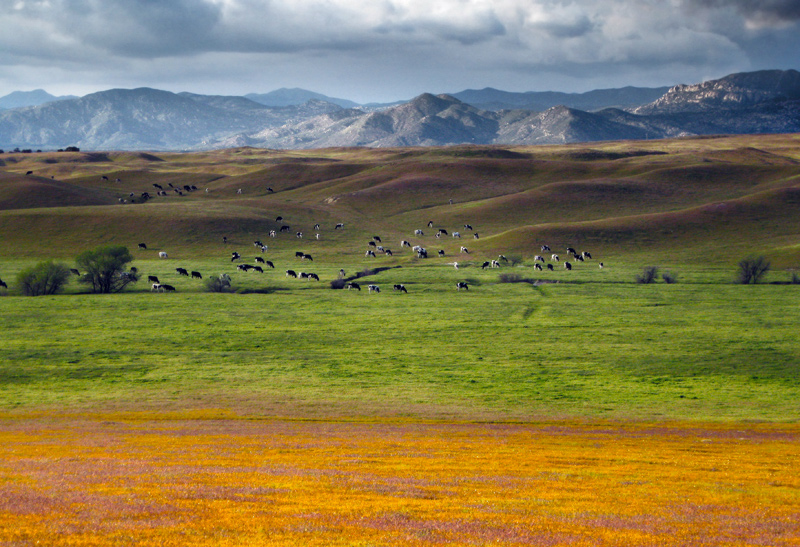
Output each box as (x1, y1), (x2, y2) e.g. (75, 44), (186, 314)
(1, 135), (799, 544)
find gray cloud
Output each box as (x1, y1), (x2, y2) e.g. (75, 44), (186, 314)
(0, 0), (797, 101)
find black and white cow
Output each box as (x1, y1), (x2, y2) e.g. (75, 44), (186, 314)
(393, 284), (408, 293)
(456, 282), (469, 291)
(176, 268), (189, 276)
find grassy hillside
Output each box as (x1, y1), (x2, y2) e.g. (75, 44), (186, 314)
(0, 135), (798, 266)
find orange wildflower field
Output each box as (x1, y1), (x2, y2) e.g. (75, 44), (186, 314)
(1, 414), (799, 546)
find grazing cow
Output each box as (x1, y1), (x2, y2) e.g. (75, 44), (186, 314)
(452, 232), (461, 238)
(158, 251), (168, 259)
(237, 188), (242, 194)
(435, 232), (442, 239)
(295, 251), (305, 258)
(231, 251), (241, 261)
(267, 187), (274, 193)
(254, 240), (264, 248)
(269, 230), (276, 238)
(296, 232), (303, 239)
(265, 261), (275, 269)
(286, 269), (298, 278)
(414, 229), (424, 235)
(365, 250), (376, 258)
(347, 282), (361, 290)
(534, 263), (542, 271)
(541, 244), (551, 252)
(314, 224), (321, 231)
(582, 251), (592, 259)
(417, 249), (428, 258)
(308, 273), (319, 281)
(438, 229), (448, 236)
(335, 223), (344, 229)
(384, 249), (393, 256)
(564, 262), (572, 270)
(176, 268), (189, 276)
(575, 255), (584, 262)
(101, 175), (109, 181)
(551, 254), (559, 262)
(183, 185), (191, 192)
(368, 284), (381, 293)
(70, 268), (81, 276)
(191, 271), (202, 279)
(482, 261), (490, 269)
(277, 216), (284, 222)
(26, 171), (33, 175)
(0, 278), (6, 289)
(428, 221), (434, 227)
(456, 282), (469, 291)
(255, 257), (265, 264)
(473, 233), (479, 239)
(316, 234), (321, 240)
(376, 246), (384, 252)
(148, 275), (160, 284)
(161, 284), (176, 292)
(152, 183), (163, 190)
(401, 240), (411, 247)
(393, 284), (407, 293)
(368, 241), (377, 247)
(280, 225), (291, 233)
(151, 283), (162, 291)
(373, 236), (382, 242)
(302, 254), (313, 261)
(138, 243), (147, 250)
(547, 264), (554, 271)
(498, 255), (508, 262)
(464, 224), (473, 231)
(237, 264), (253, 272)
(252, 266), (263, 273)
(534, 255), (545, 263)
(566, 247), (577, 256)
(599, 262), (604, 269)
(491, 260), (500, 268)
(339, 269), (346, 278)
(460, 246), (469, 254)
(438, 250), (445, 257)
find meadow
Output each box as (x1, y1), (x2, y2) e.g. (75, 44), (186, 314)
(1, 135), (799, 544)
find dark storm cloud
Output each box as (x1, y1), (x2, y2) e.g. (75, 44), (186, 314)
(681, 0), (800, 26)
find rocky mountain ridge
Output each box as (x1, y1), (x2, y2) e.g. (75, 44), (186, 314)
(1, 70), (798, 150)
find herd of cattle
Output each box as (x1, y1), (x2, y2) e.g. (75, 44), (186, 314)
(136, 212), (598, 295)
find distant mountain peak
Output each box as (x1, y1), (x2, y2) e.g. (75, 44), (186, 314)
(0, 89), (77, 110)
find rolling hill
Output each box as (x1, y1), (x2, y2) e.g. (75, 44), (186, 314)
(1, 134), (798, 269)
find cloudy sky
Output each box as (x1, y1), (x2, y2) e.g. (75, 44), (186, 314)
(1, 0), (798, 103)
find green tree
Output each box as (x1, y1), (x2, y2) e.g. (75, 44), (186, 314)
(16, 260), (71, 296)
(76, 245), (139, 293)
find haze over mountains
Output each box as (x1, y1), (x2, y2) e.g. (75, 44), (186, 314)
(0, 70), (798, 151)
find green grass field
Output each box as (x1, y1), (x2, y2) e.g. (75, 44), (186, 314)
(1, 135), (799, 422)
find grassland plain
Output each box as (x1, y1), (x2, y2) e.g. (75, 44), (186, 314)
(1, 135), (800, 545)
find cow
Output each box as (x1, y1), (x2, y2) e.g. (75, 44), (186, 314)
(547, 264), (554, 271)
(452, 232), (461, 238)
(582, 251), (592, 259)
(498, 255), (508, 263)
(237, 264), (253, 271)
(280, 225), (291, 232)
(566, 247), (577, 256)
(191, 271), (202, 279)
(158, 251), (168, 259)
(438, 229), (448, 236)
(417, 249), (428, 258)
(299, 272), (309, 279)
(249, 266), (262, 273)
(599, 262), (604, 269)
(428, 221), (434, 227)
(302, 254), (313, 261)
(373, 236), (382, 242)
(255, 257), (265, 264)
(453, 262), (459, 270)
(265, 261), (275, 269)
(368, 284), (381, 293)
(26, 171), (33, 175)
(414, 229), (424, 235)
(481, 261), (490, 269)
(456, 282), (469, 291)
(534, 255), (545, 263)
(231, 251), (241, 261)
(460, 246), (469, 254)
(575, 255), (584, 262)
(551, 254), (559, 262)
(438, 250), (445, 257)
(151, 283), (162, 291)
(148, 275), (160, 284)
(308, 273), (319, 281)
(368, 241), (377, 247)
(393, 284), (408, 293)
(254, 240), (264, 248)
(384, 249), (393, 256)
(296, 232), (303, 239)
(138, 243), (147, 250)
(276, 216), (284, 222)
(365, 250), (376, 258)
(0, 278), (6, 289)
(491, 260), (500, 268)
(464, 224), (473, 231)
(295, 251), (305, 258)
(401, 240), (411, 247)
(160, 284), (176, 292)
(564, 262), (572, 270)
(541, 244), (551, 252)
(267, 187), (274, 193)
(335, 223), (344, 229)
(286, 269), (298, 278)
(269, 230), (276, 238)
(534, 263), (542, 271)
(70, 268), (81, 276)
(339, 269), (346, 278)
(176, 268), (189, 276)
(314, 224), (320, 231)
(473, 233), (479, 239)
(347, 282), (361, 290)
(101, 175), (109, 181)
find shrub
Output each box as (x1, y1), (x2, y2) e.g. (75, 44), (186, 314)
(789, 271), (800, 285)
(205, 275), (234, 293)
(75, 245), (139, 293)
(636, 266), (659, 284)
(736, 255), (770, 285)
(329, 279), (346, 289)
(661, 271), (678, 284)
(16, 260), (71, 296)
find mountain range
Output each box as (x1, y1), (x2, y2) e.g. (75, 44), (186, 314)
(0, 69), (798, 151)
